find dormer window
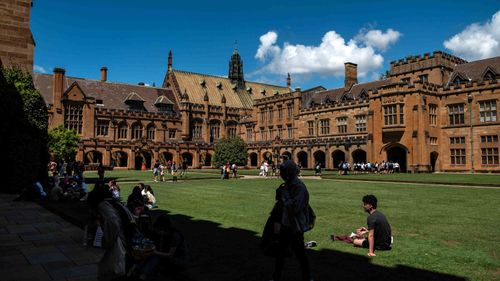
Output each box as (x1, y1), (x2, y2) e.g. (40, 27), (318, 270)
(124, 92), (146, 112)
(96, 99), (104, 106)
(154, 95), (174, 114)
(484, 70), (495, 81)
(324, 96), (332, 104)
(359, 90), (368, 100)
(401, 78), (411, 84)
(453, 77), (463, 87)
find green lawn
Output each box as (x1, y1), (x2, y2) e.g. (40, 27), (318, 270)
(84, 170), (500, 281)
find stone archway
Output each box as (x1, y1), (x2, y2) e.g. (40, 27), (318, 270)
(332, 150), (345, 169)
(262, 151), (273, 164)
(84, 150), (103, 164)
(282, 151), (292, 161)
(352, 149), (367, 163)
(181, 152), (193, 167)
(199, 152), (212, 167)
(135, 150), (152, 170)
(313, 150), (326, 168)
(250, 152), (258, 167)
(160, 152), (174, 163)
(297, 151), (308, 168)
(386, 145), (407, 172)
(111, 151), (128, 168)
(430, 151), (438, 172)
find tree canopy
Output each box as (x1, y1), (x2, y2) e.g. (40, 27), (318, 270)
(48, 125), (81, 161)
(213, 137), (248, 167)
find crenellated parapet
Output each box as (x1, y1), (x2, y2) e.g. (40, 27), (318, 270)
(95, 107), (181, 120)
(390, 51), (468, 77)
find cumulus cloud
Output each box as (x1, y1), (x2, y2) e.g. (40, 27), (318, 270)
(444, 10), (500, 60)
(34, 65), (47, 73)
(254, 28), (400, 79)
(355, 28), (402, 51)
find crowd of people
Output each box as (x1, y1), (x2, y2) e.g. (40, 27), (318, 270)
(152, 159), (189, 183)
(338, 160), (401, 175)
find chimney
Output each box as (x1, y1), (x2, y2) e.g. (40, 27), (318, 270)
(100, 67), (108, 82)
(53, 68), (66, 107)
(286, 73), (291, 88)
(344, 62), (358, 89)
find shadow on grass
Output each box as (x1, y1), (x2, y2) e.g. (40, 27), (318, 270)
(41, 201), (467, 281)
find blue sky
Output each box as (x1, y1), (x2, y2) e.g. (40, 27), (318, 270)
(31, 0), (500, 90)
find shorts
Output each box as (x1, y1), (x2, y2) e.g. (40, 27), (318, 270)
(361, 239), (392, 250)
(153, 168), (158, 176)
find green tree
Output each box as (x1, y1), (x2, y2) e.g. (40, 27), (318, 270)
(213, 137), (248, 167)
(0, 67), (49, 193)
(48, 125), (81, 161)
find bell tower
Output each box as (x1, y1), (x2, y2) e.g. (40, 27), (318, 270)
(228, 43), (244, 88)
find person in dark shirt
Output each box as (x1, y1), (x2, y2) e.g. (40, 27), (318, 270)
(332, 194), (392, 256)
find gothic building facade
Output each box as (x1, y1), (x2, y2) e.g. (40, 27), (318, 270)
(32, 50), (500, 173)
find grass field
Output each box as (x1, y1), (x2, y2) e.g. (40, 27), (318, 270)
(85, 170), (500, 281)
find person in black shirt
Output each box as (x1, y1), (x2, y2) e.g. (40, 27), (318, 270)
(331, 194), (392, 256)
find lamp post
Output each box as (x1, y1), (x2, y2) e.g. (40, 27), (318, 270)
(468, 93), (474, 174)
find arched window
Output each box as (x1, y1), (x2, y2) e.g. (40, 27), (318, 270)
(227, 121), (238, 138)
(191, 119), (203, 140)
(118, 123), (128, 139)
(147, 125), (155, 140)
(209, 120), (221, 142)
(132, 122), (142, 139)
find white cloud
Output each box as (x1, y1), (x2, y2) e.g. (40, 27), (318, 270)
(444, 10), (500, 60)
(355, 28), (402, 51)
(34, 65), (47, 73)
(254, 28), (400, 79)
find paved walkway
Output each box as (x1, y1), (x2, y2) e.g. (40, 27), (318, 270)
(0, 194), (103, 281)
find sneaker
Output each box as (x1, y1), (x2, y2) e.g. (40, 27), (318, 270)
(349, 232), (357, 238)
(305, 241), (317, 248)
(330, 234), (336, 241)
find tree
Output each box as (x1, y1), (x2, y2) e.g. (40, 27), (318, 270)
(213, 137), (248, 167)
(0, 67), (49, 193)
(48, 125), (81, 161)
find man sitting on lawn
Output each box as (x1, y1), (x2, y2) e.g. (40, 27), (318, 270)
(332, 194), (392, 256)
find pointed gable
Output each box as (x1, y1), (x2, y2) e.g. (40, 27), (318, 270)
(63, 82), (86, 102)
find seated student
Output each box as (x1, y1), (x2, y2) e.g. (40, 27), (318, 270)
(127, 186), (144, 209)
(144, 185), (156, 209)
(109, 180), (121, 201)
(133, 214), (190, 280)
(332, 194), (392, 256)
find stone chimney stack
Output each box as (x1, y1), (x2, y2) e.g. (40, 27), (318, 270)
(344, 62), (358, 89)
(287, 73), (291, 89)
(52, 68), (66, 126)
(100, 67), (107, 82)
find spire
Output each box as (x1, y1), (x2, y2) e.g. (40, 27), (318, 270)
(168, 50), (172, 72)
(228, 44), (244, 88)
(287, 73), (291, 88)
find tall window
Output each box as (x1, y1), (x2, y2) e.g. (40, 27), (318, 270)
(450, 149), (466, 165)
(384, 104), (405, 126)
(132, 123), (142, 139)
(419, 74), (428, 83)
(147, 125), (155, 140)
(192, 121), (202, 139)
(277, 127), (284, 138)
(168, 130), (176, 139)
(64, 103), (83, 134)
(260, 109), (265, 123)
(210, 122), (220, 142)
(479, 100), (497, 123)
(277, 106), (283, 120)
(448, 104), (465, 125)
(430, 137), (438, 145)
(96, 120), (109, 136)
(246, 127), (253, 141)
(287, 126), (293, 139)
(307, 121), (315, 136)
(267, 107), (273, 125)
(481, 148), (499, 165)
(355, 115), (367, 132)
(320, 119), (330, 135)
(118, 123), (128, 139)
(228, 126), (237, 138)
(287, 103), (293, 118)
(337, 117), (347, 133)
(429, 104), (437, 126)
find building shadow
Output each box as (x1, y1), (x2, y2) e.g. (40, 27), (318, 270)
(150, 210), (466, 281)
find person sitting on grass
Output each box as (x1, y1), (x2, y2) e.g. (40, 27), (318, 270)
(144, 185), (156, 209)
(331, 194), (392, 256)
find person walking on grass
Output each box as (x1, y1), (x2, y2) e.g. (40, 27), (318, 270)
(270, 159), (313, 281)
(331, 194), (392, 257)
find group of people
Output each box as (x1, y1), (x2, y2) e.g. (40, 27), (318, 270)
(87, 181), (190, 281)
(152, 159), (189, 183)
(338, 160), (401, 175)
(263, 159), (392, 281)
(46, 160), (89, 202)
(259, 160), (279, 177)
(220, 162), (238, 179)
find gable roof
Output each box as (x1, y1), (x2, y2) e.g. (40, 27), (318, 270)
(447, 56), (500, 86)
(169, 70), (290, 109)
(33, 73), (178, 113)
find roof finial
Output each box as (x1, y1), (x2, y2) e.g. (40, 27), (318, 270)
(234, 40), (238, 51)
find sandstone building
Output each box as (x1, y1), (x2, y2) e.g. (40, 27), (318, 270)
(32, 50), (500, 173)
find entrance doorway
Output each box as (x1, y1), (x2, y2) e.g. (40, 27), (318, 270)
(297, 151), (308, 168)
(386, 146), (407, 172)
(430, 152), (438, 172)
(332, 150), (345, 169)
